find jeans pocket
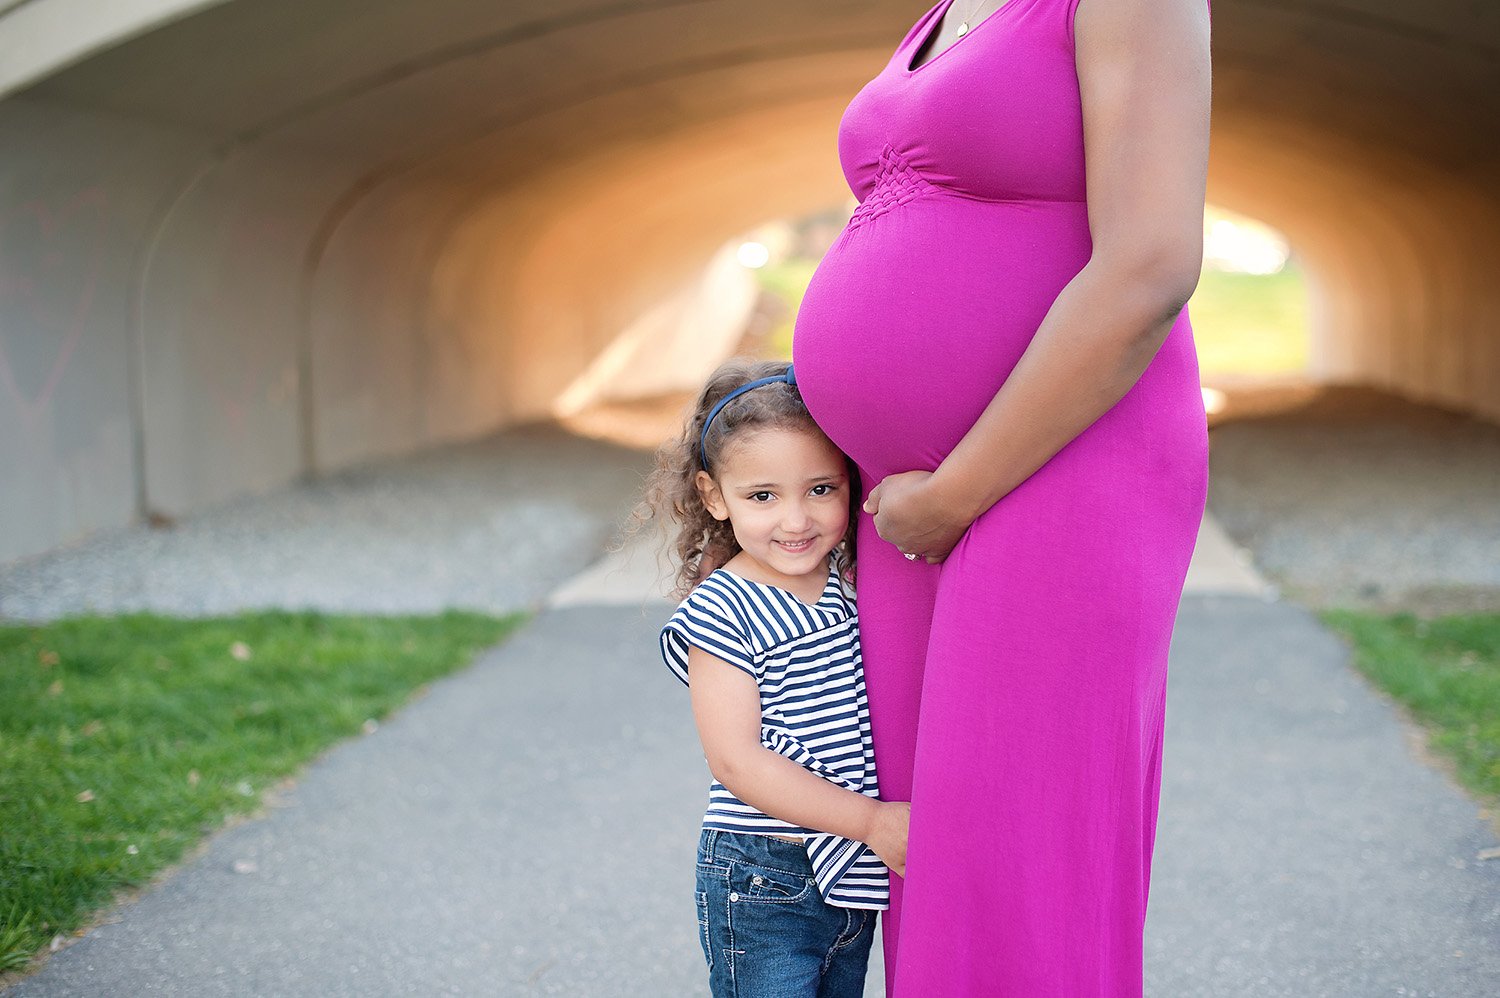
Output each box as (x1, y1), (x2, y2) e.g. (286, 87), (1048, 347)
(728, 860), (815, 904)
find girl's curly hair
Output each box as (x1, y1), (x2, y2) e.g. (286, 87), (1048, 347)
(631, 357), (859, 600)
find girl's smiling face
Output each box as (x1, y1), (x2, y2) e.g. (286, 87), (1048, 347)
(696, 425), (851, 591)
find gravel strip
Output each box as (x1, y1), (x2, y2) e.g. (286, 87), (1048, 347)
(0, 423), (653, 622)
(1206, 384), (1500, 614)
(9, 382), (1496, 622)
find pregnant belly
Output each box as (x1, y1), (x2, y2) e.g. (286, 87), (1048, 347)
(792, 196), (1092, 478)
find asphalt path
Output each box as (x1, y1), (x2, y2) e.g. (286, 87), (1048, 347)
(7, 545), (1498, 995)
(4, 402), (1498, 996)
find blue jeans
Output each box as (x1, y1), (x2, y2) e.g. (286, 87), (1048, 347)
(695, 828), (876, 998)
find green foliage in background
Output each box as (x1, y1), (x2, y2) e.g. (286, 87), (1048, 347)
(0, 610), (523, 973)
(1320, 610), (1500, 806)
(757, 259), (819, 360)
(1189, 265), (1310, 377)
(757, 257), (1311, 378)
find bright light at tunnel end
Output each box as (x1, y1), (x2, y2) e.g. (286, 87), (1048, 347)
(737, 241), (771, 269)
(1203, 207), (1289, 275)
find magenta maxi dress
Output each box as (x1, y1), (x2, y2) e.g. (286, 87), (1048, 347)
(792, 1), (1210, 994)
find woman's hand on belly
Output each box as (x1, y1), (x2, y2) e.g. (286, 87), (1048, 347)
(862, 470), (974, 564)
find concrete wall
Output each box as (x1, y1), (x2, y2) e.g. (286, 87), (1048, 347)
(2, 0), (1498, 564)
(1, 98), (208, 558)
(0, 0), (873, 563)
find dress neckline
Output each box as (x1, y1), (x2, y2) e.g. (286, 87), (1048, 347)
(716, 560), (846, 611)
(904, 0), (1018, 75)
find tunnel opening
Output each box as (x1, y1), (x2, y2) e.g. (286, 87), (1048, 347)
(1193, 204), (1311, 417)
(559, 200), (1316, 451)
(681, 201), (1315, 395)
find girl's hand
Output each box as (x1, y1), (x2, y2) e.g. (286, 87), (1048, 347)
(865, 800), (911, 877)
(863, 471), (974, 564)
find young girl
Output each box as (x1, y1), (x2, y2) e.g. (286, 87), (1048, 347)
(642, 358), (910, 998)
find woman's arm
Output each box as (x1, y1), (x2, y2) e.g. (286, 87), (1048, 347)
(687, 646), (910, 875)
(864, 0), (1212, 560)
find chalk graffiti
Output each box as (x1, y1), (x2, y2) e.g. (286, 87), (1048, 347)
(0, 187), (108, 429)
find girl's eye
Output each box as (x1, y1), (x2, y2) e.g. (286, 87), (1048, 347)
(749, 491), (775, 503)
(809, 483), (839, 497)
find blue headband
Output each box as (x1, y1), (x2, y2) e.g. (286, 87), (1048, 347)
(698, 364), (797, 469)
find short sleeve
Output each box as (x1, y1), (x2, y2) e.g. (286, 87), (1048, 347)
(659, 590), (760, 687)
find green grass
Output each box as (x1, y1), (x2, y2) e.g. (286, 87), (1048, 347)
(1320, 610), (1500, 806)
(1188, 265), (1310, 378)
(0, 609), (524, 973)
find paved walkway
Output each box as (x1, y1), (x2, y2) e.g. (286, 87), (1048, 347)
(4, 444), (1498, 995)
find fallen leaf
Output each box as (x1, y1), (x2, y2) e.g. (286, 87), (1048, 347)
(187, 769), (201, 787)
(75, 790), (95, 803)
(1478, 846), (1500, 862)
(80, 720), (104, 737)
(232, 860), (258, 875)
(39, 649), (59, 667)
(47, 680), (64, 697)
(230, 642), (252, 661)
(362, 719), (379, 735)
(126, 844), (139, 855)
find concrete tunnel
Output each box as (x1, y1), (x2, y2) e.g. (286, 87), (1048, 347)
(1, 0), (1497, 566)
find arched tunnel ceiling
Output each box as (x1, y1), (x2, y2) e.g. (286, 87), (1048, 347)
(13, 0), (1500, 288)
(15, 1), (1500, 164)
(14, 1), (1500, 345)
(17, 1), (899, 168)
(2, 0), (1498, 563)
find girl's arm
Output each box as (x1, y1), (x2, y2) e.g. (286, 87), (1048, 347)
(687, 646), (910, 876)
(863, 0), (1212, 559)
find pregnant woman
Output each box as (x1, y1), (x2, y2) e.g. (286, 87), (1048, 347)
(792, 0), (1212, 994)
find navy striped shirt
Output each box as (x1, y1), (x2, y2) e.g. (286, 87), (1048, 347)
(661, 558), (889, 910)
